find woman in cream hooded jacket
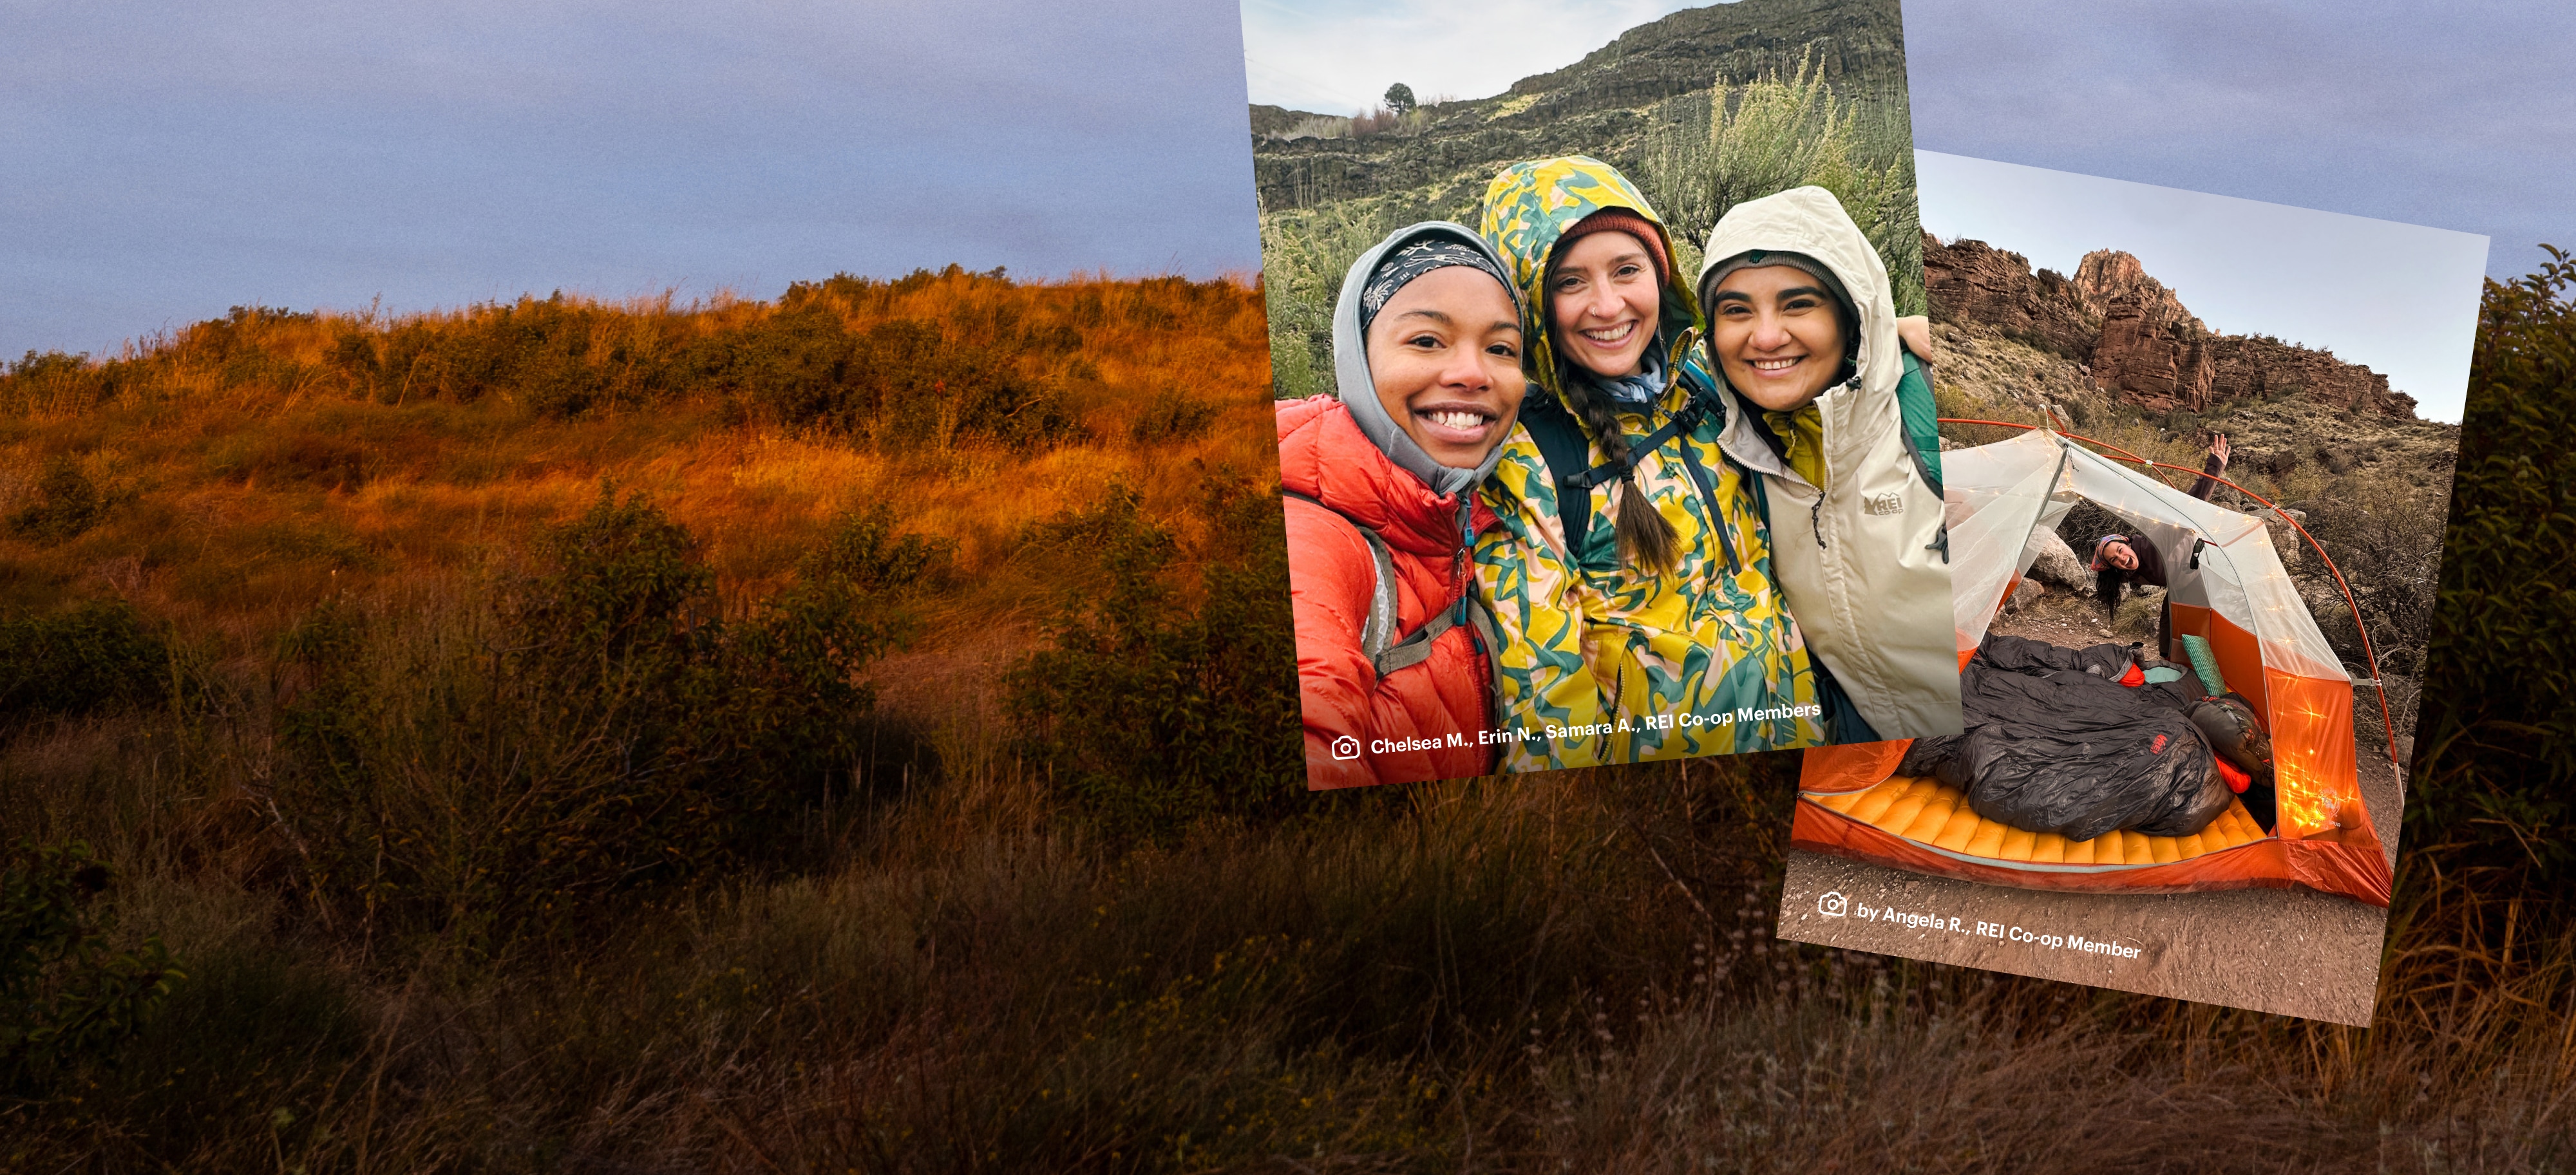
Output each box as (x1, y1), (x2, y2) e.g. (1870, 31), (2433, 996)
(1696, 186), (1962, 740)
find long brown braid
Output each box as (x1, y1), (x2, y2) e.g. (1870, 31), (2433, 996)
(1551, 359), (1680, 574)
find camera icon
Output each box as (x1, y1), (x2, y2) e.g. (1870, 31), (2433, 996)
(1817, 890), (1849, 918)
(1331, 735), (1361, 761)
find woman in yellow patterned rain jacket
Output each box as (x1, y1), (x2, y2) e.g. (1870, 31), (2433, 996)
(1473, 155), (1828, 769)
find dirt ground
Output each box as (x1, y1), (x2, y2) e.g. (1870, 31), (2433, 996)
(1778, 588), (2404, 1026)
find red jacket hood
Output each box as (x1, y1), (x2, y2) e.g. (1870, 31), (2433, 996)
(1277, 397), (1495, 558)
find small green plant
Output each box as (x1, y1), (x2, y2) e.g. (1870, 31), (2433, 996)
(0, 599), (170, 723)
(1642, 47), (1922, 315)
(2, 840), (184, 1089)
(272, 490), (901, 946)
(6, 458), (106, 543)
(2416, 246), (2576, 885)
(1130, 387), (1224, 444)
(799, 501), (958, 596)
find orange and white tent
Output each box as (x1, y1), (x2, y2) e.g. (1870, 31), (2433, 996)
(1794, 426), (2394, 906)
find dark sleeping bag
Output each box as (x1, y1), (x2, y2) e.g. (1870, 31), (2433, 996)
(1898, 634), (2235, 843)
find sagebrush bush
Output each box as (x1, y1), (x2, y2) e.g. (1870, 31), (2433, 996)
(1642, 48), (1922, 313)
(0, 599), (169, 723)
(1008, 473), (1302, 842)
(5, 459), (107, 543)
(272, 491), (904, 946)
(799, 501), (957, 596)
(1128, 386), (1223, 444)
(1, 840), (183, 1090)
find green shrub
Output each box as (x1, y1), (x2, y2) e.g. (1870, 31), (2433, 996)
(1130, 387), (1224, 444)
(1, 840), (184, 1089)
(6, 458), (106, 543)
(2416, 247), (2576, 888)
(272, 491), (902, 946)
(694, 310), (1077, 449)
(1007, 474), (1302, 843)
(799, 501), (957, 596)
(1, 351), (149, 415)
(0, 599), (169, 722)
(1641, 49), (1923, 315)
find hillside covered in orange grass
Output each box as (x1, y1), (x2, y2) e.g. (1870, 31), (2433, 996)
(0, 267), (1277, 659)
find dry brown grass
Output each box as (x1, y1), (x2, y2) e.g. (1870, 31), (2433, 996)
(0, 270), (1274, 662)
(7, 274), (2574, 1171)
(8, 743), (2570, 1172)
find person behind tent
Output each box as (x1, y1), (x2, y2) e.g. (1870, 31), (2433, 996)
(1279, 222), (1528, 789)
(1693, 187), (1960, 743)
(1472, 156), (1826, 768)
(2090, 433), (2236, 651)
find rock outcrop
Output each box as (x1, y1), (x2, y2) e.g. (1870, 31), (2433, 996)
(2073, 252), (2217, 413)
(2020, 526), (2093, 596)
(2207, 335), (2416, 418)
(1924, 234), (2417, 420)
(1921, 238), (2098, 360)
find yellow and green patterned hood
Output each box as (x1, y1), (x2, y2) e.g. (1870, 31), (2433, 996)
(1477, 155), (1699, 397)
(1466, 156), (1830, 767)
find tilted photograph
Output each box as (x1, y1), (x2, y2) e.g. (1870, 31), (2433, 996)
(1779, 153), (2486, 1024)
(1249, 0), (1961, 789)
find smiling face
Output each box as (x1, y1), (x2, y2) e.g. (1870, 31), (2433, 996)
(1705, 263), (1851, 412)
(1365, 265), (1528, 469)
(2102, 541), (2139, 570)
(1546, 229), (1661, 379)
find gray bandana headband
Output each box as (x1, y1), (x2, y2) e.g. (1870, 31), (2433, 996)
(1331, 223), (1526, 498)
(1358, 239), (1515, 335)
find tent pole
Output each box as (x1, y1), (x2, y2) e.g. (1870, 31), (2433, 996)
(1938, 417), (2406, 782)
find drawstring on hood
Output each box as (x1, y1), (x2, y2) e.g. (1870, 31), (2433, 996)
(1332, 222), (1527, 499)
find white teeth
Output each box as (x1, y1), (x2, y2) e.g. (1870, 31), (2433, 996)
(1752, 357), (1800, 371)
(1425, 409), (1487, 431)
(1581, 323), (1635, 343)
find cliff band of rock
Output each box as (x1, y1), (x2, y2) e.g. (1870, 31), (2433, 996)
(1924, 234), (2416, 419)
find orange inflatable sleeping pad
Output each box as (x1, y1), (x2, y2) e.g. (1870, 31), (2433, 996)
(1810, 775), (2269, 865)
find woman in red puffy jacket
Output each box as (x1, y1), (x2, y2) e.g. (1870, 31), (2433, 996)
(1280, 223), (1528, 789)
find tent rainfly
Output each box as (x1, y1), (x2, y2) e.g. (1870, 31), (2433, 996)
(1793, 427), (2394, 907)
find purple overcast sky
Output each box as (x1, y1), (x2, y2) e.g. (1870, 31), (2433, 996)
(4, 0), (2569, 362)
(1902, 0), (2573, 289)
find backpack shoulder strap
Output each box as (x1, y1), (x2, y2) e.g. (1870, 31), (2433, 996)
(1517, 395), (1595, 552)
(1896, 352), (1950, 563)
(1676, 357), (1728, 418)
(1896, 352), (1943, 498)
(1283, 490), (1398, 664)
(1285, 492), (1507, 733)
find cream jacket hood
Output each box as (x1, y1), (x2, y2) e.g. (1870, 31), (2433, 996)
(1698, 186), (1962, 738)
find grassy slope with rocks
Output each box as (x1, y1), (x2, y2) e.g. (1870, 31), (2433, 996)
(1255, 0), (1919, 400)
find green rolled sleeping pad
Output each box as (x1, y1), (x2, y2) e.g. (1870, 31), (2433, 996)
(2181, 634), (2228, 697)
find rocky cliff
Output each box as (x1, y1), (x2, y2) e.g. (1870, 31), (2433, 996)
(1918, 236), (2098, 359)
(1924, 234), (2416, 418)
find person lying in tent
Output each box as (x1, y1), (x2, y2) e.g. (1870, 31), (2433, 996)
(2090, 432), (2233, 649)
